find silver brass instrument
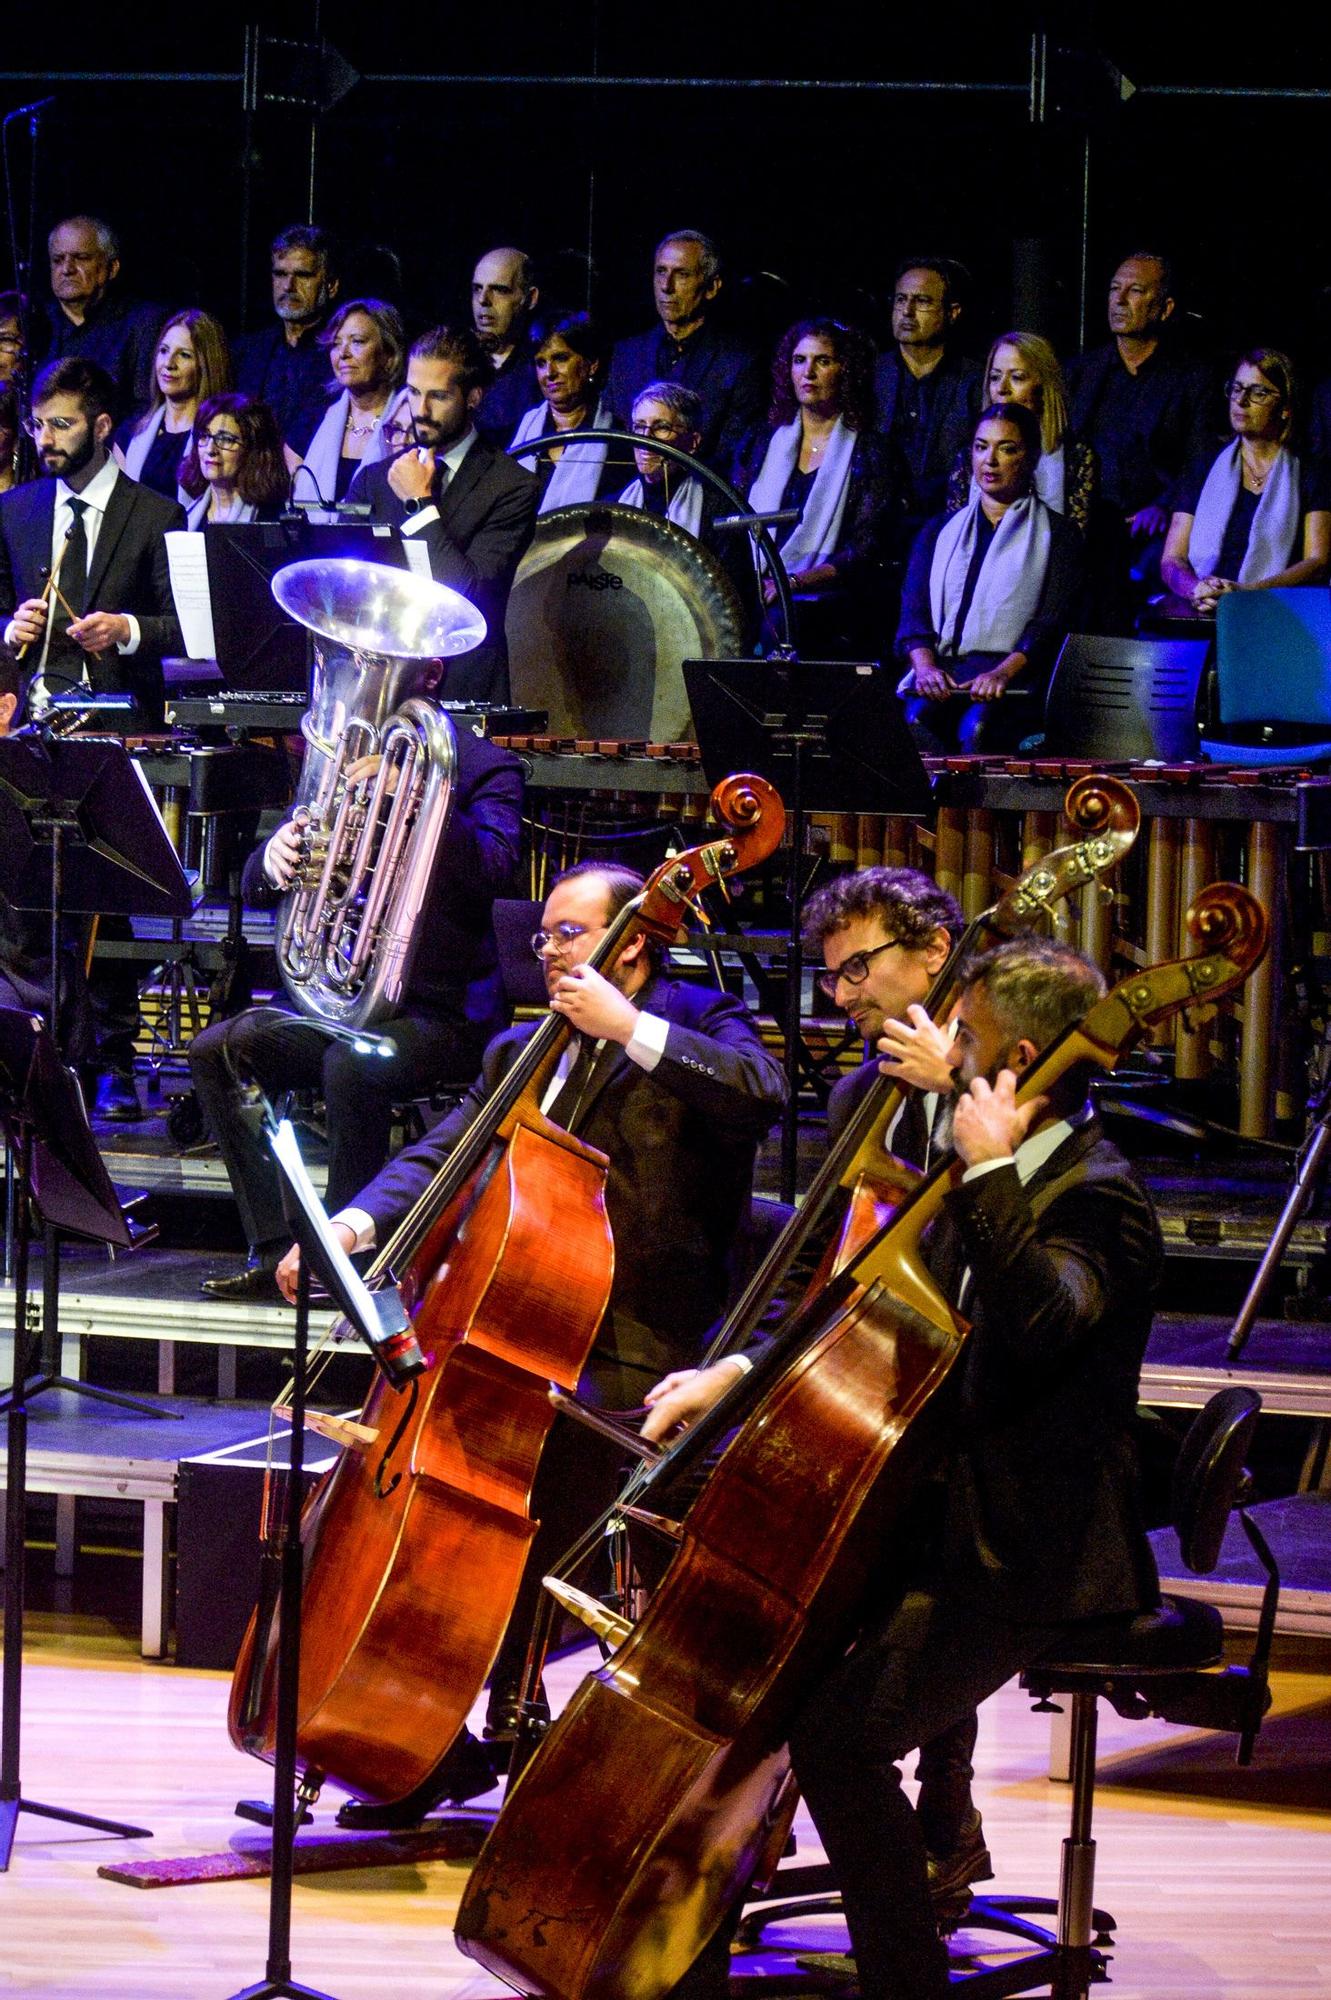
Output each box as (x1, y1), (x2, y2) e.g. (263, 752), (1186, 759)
(270, 558), (487, 1030)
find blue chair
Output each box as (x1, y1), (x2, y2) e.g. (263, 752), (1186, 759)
(1199, 588), (1331, 765)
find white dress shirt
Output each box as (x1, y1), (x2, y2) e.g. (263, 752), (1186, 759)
(398, 426), (479, 542)
(5, 457), (142, 699)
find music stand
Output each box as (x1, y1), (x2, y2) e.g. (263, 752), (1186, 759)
(683, 655), (933, 1201)
(0, 1008), (153, 1869)
(0, 733), (191, 1416)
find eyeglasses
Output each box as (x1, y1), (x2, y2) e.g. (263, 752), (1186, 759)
(1224, 380), (1281, 405)
(815, 938), (902, 999)
(531, 921), (598, 959)
(22, 413), (79, 439)
(631, 421), (684, 441)
(197, 430), (243, 450)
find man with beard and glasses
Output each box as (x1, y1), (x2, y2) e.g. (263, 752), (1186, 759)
(346, 323), (537, 702)
(0, 356), (183, 1121)
(233, 224), (342, 455)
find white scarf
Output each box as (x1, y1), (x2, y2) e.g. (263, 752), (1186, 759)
(122, 404), (191, 505)
(1188, 440), (1302, 584)
(746, 415), (857, 572)
(928, 492), (1053, 657)
(512, 397), (614, 512)
(616, 473), (705, 539)
(298, 387), (398, 521)
(186, 491), (259, 530)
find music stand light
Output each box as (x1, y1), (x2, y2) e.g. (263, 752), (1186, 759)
(683, 655), (933, 1202)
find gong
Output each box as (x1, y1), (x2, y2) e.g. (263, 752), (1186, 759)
(504, 503), (746, 740)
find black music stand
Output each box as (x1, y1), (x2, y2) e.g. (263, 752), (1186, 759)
(683, 655), (933, 1201)
(0, 733), (191, 1409)
(0, 1008), (153, 1869)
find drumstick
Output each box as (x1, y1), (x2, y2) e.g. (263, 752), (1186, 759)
(15, 537), (71, 661)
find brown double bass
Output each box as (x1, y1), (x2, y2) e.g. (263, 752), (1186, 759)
(455, 882), (1268, 2000)
(228, 772), (785, 1810)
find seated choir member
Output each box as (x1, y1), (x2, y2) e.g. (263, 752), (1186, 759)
(346, 324), (537, 703)
(189, 718), (525, 1302)
(874, 257), (983, 532)
(179, 393), (289, 526)
(471, 245), (541, 447)
(232, 223), (342, 455)
(735, 316), (907, 655)
(0, 383), (20, 495)
(618, 381), (759, 636)
(274, 859), (788, 1821)
(898, 401), (1081, 754)
(642, 935), (1164, 2000)
(113, 309), (232, 501)
(1160, 348), (1331, 615)
(296, 296), (406, 514)
(0, 290), (26, 390)
(949, 332), (1098, 537)
(510, 312), (622, 512)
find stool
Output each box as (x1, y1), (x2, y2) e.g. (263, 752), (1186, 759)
(738, 1387), (1280, 1998)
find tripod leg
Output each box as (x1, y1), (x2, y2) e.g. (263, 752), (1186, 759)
(3, 1375), (184, 1421)
(17, 1796), (153, 1839)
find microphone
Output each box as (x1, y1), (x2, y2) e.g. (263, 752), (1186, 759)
(712, 509), (802, 532)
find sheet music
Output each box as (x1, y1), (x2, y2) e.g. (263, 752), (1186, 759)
(268, 1117), (382, 1342)
(165, 532), (217, 658)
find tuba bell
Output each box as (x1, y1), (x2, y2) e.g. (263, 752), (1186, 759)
(269, 557), (487, 1031)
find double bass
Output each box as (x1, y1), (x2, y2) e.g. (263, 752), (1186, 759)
(455, 882), (1268, 2000)
(229, 773), (785, 1811)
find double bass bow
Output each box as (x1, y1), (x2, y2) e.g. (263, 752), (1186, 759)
(228, 772), (785, 1812)
(455, 882), (1268, 2000)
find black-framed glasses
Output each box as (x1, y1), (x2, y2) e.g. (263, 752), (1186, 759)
(815, 938), (902, 998)
(1224, 380), (1280, 405)
(531, 922), (597, 958)
(197, 429), (243, 450)
(631, 421), (684, 441)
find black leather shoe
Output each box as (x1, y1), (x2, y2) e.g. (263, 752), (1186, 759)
(201, 1257), (283, 1302)
(335, 1729), (498, 1829)
(927, 1808), (994, 1929)
(95, 1071), (145, 1122)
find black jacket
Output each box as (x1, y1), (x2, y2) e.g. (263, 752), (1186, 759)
(356, 972), (787, 1389)
(233, 322), (334, 455)
(1066, 342), (1216, 516)
(608, 322), (766, 470)
(0, 469), (184, 720)
(733, 424), (910, 596)
(37, 293), (164, 421)
(873, 348), (983, 521)
(896, 504), (1083, 681)
(241, 724), (524, 1036)
(347, 441), (537, 704)
(476, 348), (541, 450)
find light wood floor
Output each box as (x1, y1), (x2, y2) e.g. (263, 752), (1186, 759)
(1, 1607), (1328, 2000)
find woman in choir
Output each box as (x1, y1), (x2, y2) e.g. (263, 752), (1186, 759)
(898, 401), (1081, 753)
(0, 384), (20, 495)
(298, 298), (406, 513)
(179, 393), (288, 526)
(510, 312), (621, 512)
(114, 308), (232, 500)
(736, 315), (906, 653)
(947, 331), (1098, 537)
(1161, 348), (1331, 614)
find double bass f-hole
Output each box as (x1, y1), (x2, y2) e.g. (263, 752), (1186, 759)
(372, 1380), (419, 1500)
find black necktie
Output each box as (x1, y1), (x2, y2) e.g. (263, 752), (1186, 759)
(548, 1034), (600, 1133)
(50, 496), (89, 660)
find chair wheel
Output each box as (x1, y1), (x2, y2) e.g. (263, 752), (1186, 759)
(168, 1093), (206, 1146)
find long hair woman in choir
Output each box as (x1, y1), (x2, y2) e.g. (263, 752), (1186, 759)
(511, 312), (620, 512)
(179, 393), (289, 526)
(114, 308), (232, 500)
(736, 315), (905, 653)
(945, 331), (1098, 537)
(1161, 348), (1331, 615)
(298, 297), (406, 513)
(898, 400), (1082, 753)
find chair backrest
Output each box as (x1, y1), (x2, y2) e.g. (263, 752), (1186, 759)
(1170, 1384), (1262, 1574)
(1044, 632), (1210, 761)
(492, 898), (548, 1011)
(1215, 588), (1331, 725)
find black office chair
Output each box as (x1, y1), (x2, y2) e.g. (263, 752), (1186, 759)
(1041, 631), (1212, 761)
(737, 1386), (1280, 1999)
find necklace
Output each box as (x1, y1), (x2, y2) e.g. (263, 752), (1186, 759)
(346, 411), (382, 439)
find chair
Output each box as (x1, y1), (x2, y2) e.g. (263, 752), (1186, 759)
(1199, 588), (1331, 765)
(736, 1386), (1281, 1999)
(1042, 632), (1211, 761)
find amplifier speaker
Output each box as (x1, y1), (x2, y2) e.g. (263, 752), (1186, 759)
(175, 1452), (323, 1671)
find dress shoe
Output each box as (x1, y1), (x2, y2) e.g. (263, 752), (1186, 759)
(201, 1256), (283, 1302)
(95, 1071), (145, 1122)
(335, 1729), (498, 1829)
(926, 1807), (994, 1929)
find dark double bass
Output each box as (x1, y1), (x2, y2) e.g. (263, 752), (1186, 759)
(229, 773), (785, 1810)
(455, 882), (1268, 2000)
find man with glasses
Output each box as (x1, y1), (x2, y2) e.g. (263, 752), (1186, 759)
(233, 224), (341, 454)
(873, 258), (982, 531)
(0, 356), (184, 1119)
(274, 857), (785, 1822)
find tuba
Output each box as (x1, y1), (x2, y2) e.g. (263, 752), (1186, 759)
(270, 558), (487, 1030)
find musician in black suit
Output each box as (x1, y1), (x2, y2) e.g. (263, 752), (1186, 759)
(0, 356), (184, 1119)
(189, 721), (525, 1301)
(646, 938), (1163, 2000)
(347, 324), (537, 704)
(276, 859), (787, 1820)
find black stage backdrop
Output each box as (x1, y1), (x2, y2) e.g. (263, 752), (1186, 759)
(2, 8), (1329, 384)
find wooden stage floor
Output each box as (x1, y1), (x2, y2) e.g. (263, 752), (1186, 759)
(2, 1611), (1328, 2000)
